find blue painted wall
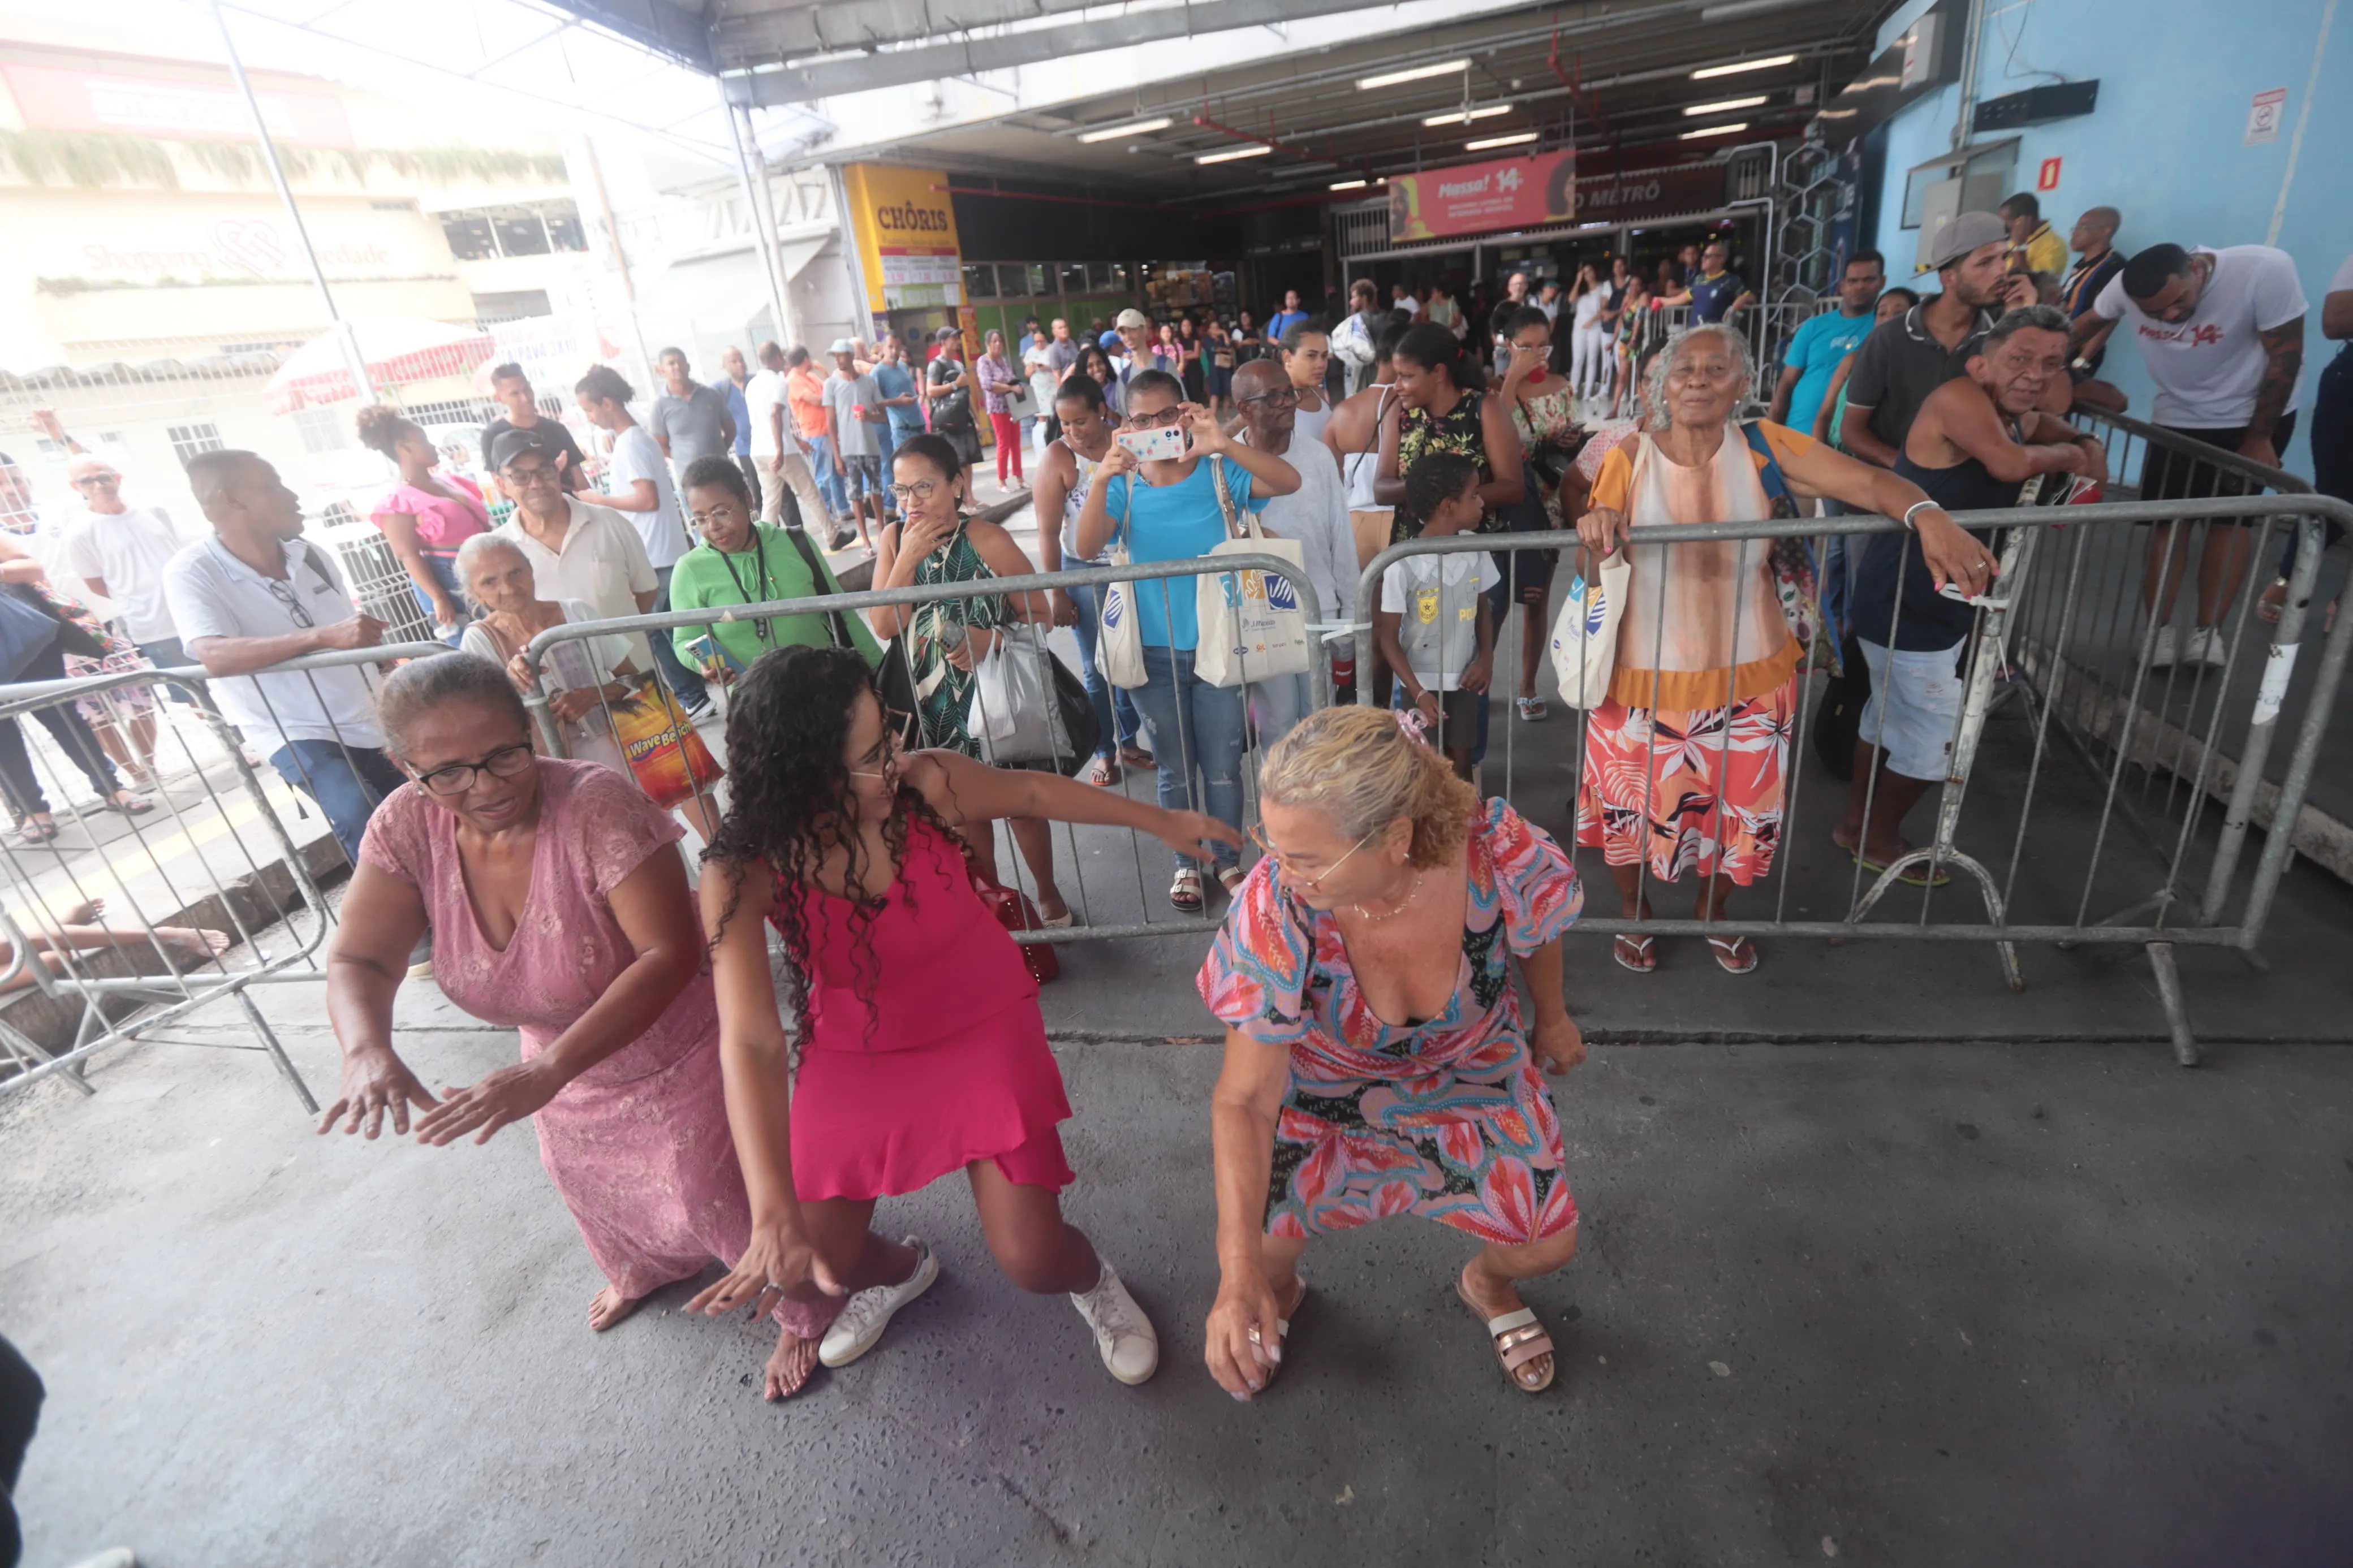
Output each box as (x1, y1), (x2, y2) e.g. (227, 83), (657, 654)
(1858, 0), (2346, 478)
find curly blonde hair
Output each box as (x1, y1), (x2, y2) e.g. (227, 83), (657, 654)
(1258, 705), (1477, 869)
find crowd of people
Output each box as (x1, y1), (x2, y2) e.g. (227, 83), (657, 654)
(0, 188), (2342, 1485)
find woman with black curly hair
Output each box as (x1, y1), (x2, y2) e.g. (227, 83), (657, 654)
(688, 642), (1238, 1394)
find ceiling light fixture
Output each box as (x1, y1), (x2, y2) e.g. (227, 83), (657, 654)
(1078, 116), (1172, 142)
(1466, 131), (1538, 151)
(1356, 59), (1468, 90)
(1691, 53), (1796, 79)
(1679, 121), (1749, 139)
(1683, 95), (1768, 116)
(1196, 144), (1273, 163)
(1330, 178), (1368, 189)
(1423, 105), (1512, 126)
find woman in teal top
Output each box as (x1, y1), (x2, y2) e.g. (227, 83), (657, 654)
(670, 457), (881, 686)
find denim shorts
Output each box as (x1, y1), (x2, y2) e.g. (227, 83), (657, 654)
(1858, 638), (1965, 782)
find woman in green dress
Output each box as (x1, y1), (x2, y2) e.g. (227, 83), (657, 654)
(867, 432), (1072, 925)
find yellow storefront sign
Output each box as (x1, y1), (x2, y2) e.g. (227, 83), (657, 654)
(840, 163), (965, 315)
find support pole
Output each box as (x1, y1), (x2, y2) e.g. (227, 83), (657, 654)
(204, 0), (374, 408)
(723, 94), (797, 348)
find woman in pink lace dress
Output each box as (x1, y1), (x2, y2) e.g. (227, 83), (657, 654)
(317, 653), (840, 1399)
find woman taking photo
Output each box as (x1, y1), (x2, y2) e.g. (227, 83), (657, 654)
(316, 655), (841, 1398)
(1373, 323), (1525, 545)
(357, 405), (489, 640)
(1571, 325), (1996, 974)
(868, 433), (1071, 925)
(973, 329), (1025, 491)
(1198, 705), (1585, 1397)
(689, 643), (1241, 1387)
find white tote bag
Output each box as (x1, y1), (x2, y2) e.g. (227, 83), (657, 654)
(1549, 550), (1631, 710)
(1194, 456), (1313, 689)
(1094, 487), (1149, 690)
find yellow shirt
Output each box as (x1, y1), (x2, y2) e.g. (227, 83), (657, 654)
(2014, 223), (2067, 280)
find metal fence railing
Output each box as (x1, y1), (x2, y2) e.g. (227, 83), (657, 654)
(1354, 487), (2351, 1064)
(2, 484), (2342, 1107)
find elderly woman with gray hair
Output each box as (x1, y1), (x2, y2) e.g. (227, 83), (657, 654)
(1572, 323), (1996, 974)
(316, 653), (845, 1399)
(453, 532), (638, 780)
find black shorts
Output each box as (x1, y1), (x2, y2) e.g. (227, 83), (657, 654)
(2139, 412), (2299, 516)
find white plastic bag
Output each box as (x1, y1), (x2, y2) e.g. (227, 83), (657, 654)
(1195, 456), (1313, 689)
(1096, 490), (1149, 690)
(1548, 551), (1630, 710)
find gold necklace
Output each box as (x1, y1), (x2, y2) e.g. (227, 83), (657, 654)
(1351, 866), (1425, 922)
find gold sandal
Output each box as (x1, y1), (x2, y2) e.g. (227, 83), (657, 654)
(1456, 1273), (1555, 1393)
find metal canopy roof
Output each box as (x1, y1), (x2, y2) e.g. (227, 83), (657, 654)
(834, 0), (1885, 202)
(534, 0), (1890, 199)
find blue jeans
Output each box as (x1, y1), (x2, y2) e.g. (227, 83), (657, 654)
(266, 738), (408, 865)
(649, 565), (708, 710)
(876, 423), (901, 519)
(415, 552), (468, 644)
(805, 433), (848, 517)
(1247, 671), (1313, 750)
(1066, 580), (1143, 758)
(1128, 644), (1244, 872)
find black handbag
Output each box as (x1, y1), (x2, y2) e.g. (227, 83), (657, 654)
(782, 525), (921, 746)
(1046, 647), (1100, 776)
(1811, 633), (1870, 781)
(10, 584), (106, 661)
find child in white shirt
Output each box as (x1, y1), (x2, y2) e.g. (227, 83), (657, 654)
(1376, 452), (1497, 780)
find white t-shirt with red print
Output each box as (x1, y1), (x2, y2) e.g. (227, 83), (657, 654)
(2092, 245), (2308, 427)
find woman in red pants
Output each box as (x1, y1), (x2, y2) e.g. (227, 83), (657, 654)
(975, 328), (1025, 489)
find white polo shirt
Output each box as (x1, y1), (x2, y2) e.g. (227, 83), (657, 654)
(494, 497), (659, 671)
(162, 534), (386, 749)
(58, 504), (193, 643)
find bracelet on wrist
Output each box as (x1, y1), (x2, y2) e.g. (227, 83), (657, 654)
(1901, 499), (1937, 530)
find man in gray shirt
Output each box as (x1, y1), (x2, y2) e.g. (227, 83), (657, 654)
(822, 338), (888, 550)
(648, 347), (736, 497)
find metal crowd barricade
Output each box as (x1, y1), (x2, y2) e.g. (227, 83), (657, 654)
(1354, 491), (2351, 1062)
(519, 554), (1330, 946)
(0, 642), (453, 1107)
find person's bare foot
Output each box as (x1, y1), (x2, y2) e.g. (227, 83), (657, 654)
(66, 897), (102, 925)
(158, 927), (232, 958)
(587, 1284), (647, 1332)
(764, 1327), (823, 1400)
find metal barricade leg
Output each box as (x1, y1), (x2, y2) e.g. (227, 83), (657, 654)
(2144, 940), (2199, 1069)
(235, 984), (317, 1112)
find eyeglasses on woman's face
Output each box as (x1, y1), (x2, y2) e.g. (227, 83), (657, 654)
(888, 478), (946, 504)
(1127, 404), (1185, 429)
(412, 741), (536, 795)
(1246, 820), (1374, 891)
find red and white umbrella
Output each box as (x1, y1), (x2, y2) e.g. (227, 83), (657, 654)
(266, 317), (497, 413)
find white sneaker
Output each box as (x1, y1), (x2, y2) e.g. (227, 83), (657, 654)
(2147, 624), (2182, 668)
(2193, 625), (2230, 667)
(1070, 1257), (1158, 1385)
(818, 1237), (938, 1368)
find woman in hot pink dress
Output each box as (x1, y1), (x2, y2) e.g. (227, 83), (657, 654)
(689, 642), (1239, 1394)
(317, 653), (839, 1399)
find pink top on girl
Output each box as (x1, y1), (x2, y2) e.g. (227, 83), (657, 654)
(372, 472), (490, 552)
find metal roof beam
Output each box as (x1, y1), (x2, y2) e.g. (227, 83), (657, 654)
(723, 0), (1421, 105)
(532, 0), (714, 71)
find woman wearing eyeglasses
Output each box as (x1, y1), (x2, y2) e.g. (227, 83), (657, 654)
(868, 433), (1071, 925)
(688, 642), (1237, 1393)
(1197, 704), (1586, 1399)
(318, 654), (841, 1393)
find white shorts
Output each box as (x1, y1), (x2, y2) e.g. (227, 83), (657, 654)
(1858, 638), (1966, 782)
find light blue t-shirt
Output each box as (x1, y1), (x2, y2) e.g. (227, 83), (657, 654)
(873, 362), (922, 440)
(1781, 310), (1877, 442)
(1097, 459), (1269, 650)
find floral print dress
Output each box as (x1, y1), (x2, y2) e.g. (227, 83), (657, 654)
(1391, 388), (1493, 542)
(1196, 799), (1583, 1245)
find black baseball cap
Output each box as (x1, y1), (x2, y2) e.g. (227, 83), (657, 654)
(490, 427), (558, 470)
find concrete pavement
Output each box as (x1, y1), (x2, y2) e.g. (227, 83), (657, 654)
(5, 967), (2352, 1566)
